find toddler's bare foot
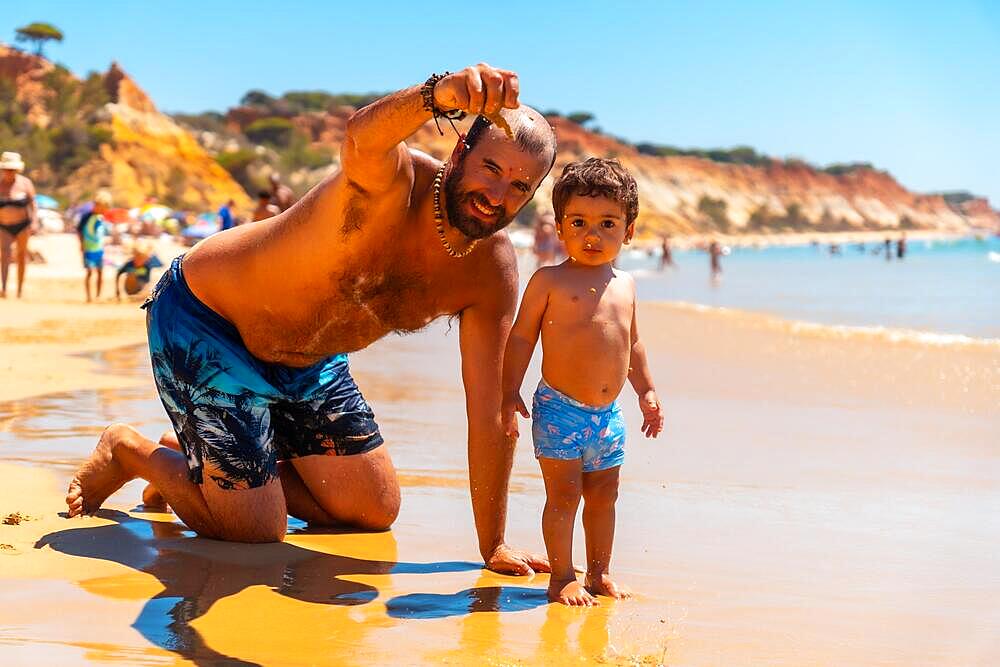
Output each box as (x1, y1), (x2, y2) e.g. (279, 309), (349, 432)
(66, 424), (137, 517)
(585, 573), (631, 600)
(141, 483), (168, 510)
(548, 578), (599, 606)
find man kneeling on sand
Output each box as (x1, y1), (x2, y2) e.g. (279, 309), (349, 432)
(67, 64), (558, 576)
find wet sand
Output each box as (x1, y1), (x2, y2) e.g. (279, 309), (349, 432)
(1, 236), (998, 665)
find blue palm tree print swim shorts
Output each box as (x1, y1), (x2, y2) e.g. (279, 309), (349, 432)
(142, 256), (384, 490)
(531, 379), (625, 472)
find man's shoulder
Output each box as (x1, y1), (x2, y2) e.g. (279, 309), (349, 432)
(409, 148), (442, 179)
(454, 234), (518, 312)
(474, 232), (518, 274)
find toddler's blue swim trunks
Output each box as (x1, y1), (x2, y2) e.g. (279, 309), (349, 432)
(531, 379), (625, 472)
(83, 250), (104, 269)
(142, 255), (383, 490)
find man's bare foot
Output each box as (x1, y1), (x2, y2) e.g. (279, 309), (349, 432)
(66, 424), (137, 517)
(548, 578), (599, 606)
(585, 573), (631, 600)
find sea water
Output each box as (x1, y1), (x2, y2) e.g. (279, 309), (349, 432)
(620, 235), (1000, 339)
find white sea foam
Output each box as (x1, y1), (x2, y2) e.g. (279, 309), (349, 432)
(656, 300), (1000, 349)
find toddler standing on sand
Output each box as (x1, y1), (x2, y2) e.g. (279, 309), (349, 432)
(502, 158), (663, 606)
(77, 189), (111, 303)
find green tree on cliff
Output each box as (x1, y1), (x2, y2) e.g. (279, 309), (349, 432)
(566, 111), (595, 126)
(14, 22), (64, 58)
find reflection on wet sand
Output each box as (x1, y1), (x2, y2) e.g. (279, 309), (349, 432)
(36, 511), (484, 666)
(415, 573), (651, 664)
(0, 345), (159, 441)
(386, 579), (545, 620)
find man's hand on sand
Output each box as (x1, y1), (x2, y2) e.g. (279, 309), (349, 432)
(434, 63), (520, 116)
(485, 543), (550, 576)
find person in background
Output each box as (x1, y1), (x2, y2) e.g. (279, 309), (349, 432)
(0, 151), (37, 299)
(533, 211), (559, 269)
(659, 234), (674, 270)
(218, 199), (236, 231)
(115, 240), (163, 300)
(269, 173), (295, 212)
(896, 233), (907, 260)
(883, 237), (892, 261)
(252, 191), (280, 222)
(709, 239), (723, 278)
(78, 190), (112, 302)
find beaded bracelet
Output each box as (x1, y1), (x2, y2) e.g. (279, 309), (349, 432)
(421, 72), (467, 135)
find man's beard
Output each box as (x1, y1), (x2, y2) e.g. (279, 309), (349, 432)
(443, 160), (514, 240)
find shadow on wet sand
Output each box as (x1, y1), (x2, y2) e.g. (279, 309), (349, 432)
(35, 510), (544, 665)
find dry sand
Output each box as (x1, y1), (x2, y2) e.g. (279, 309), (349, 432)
(0, 233), (997, 665)
(0, 233), (185, 402)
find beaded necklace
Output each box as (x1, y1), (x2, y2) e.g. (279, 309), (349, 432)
(432, 163), (479, 259)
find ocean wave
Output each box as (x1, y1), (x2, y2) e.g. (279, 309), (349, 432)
(655, 301), (1000, 349)
(988, 251), (1000, 263)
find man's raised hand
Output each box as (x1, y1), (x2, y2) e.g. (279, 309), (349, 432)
(434, 63), (520, 116)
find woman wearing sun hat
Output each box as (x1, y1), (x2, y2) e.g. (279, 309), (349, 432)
(0, 151), (37, 298)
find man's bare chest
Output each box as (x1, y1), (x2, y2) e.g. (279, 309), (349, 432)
(258, 243), (469, 362)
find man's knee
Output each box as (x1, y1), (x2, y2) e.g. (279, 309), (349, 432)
(201, 480), (288, 543)
(344, 480), (400, 531)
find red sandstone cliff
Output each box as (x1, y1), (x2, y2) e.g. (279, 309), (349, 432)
(0, 45), (250, 210)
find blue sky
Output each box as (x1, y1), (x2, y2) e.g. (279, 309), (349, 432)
(6, 1), (1000, 204)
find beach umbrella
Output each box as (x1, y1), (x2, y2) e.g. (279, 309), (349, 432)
(181, 213), (220, 239)
(72, 201), (94, 216)
(35, 194), (60, 210)
(139, 204), (172, 223)
(104, 207), (132, 224)
(37, 208), (64, 232)
(181, 225), (216, 240)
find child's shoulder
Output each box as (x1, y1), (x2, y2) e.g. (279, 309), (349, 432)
(611, 267), (637, 302)
(528, 262), (582, 290)
(611, 267), (636, 286)
(526, 263), (562, 286)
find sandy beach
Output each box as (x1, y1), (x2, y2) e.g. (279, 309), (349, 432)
(1, 233), (998, 665)
(0, 233), (188, 403)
